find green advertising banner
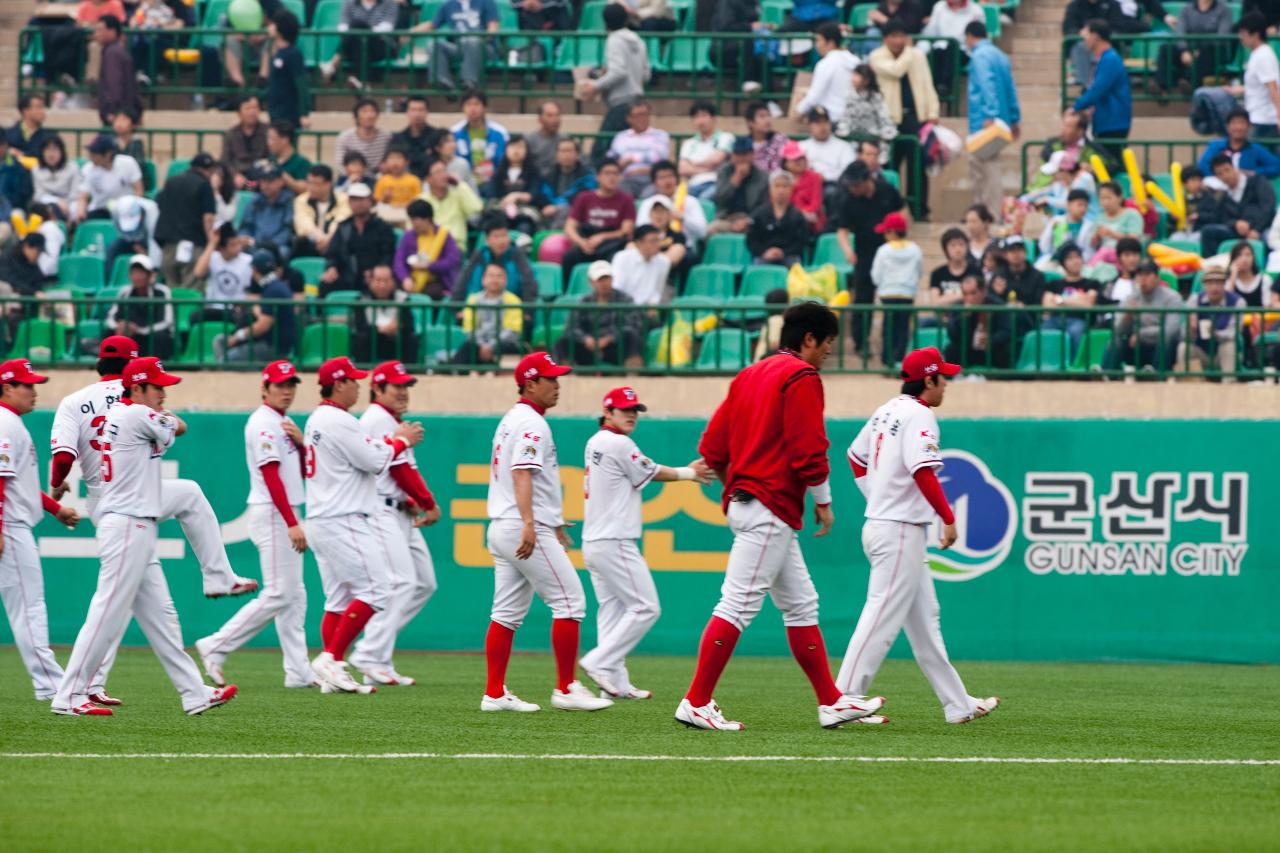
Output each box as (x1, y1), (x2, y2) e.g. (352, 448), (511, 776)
(7, 412), (1276, 664)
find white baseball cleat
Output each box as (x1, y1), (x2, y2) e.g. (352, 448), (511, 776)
(194, 638), (227, 687)
(187, 684), (238, 715)
(849, 715), (889, 725)
(952, 696), (1001, 724)
(675, 698), (744, 731)
(580, 663), (621, 697)
(551, 681), (614, 711)
(311, 652), (369, 694)
(388, 670), (416, 686)
(818, 694), (887, 729)
(604, 687), (653, 700)
(204, 577), (260, 598)
(52, 702), (113, 717)
(360, 668), (417, 686)
(480, 688), (541, 712)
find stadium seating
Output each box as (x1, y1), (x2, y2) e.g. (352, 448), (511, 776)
(298, 322), (351, 366)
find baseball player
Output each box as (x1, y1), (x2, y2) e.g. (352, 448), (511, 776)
(837, 347), (999, 725)
(482, 352), (612, 713)
(305, 356), (423, 694)
(195, 360), (312, 689)
(347, 360), (440, 687)
(52, 357), (238, 717)
(48, 335), (258, 707)
(0, 359), (81, 701)
(676, 303), (885, 731)
(579, 386), (711, 700)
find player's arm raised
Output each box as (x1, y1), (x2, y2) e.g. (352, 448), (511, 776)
(780, 370), (834, 537)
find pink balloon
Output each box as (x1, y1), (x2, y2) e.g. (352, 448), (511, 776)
(538, 234), (571, 264)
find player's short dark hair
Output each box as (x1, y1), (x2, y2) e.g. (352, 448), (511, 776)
(815, 21), (843, 45)
(1116, 237), (1143, 256)
(779, 302), (839, 351)
(237, 92), (260, 110)
(461, 89), (488, 107)
(940, 227), (968, 251)
(1084, 17), (1112, 42)
(97, 356), (129, 377)
(964, 20), (987, 39)
(901, 378), (927, 396)
(320, 384), (335, 398)
(273, 9), (300, 43)
(1238, 11), (1267, 37)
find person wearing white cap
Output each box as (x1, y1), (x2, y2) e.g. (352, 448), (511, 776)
(637, 161), (708, 246)
(555, 260), (645, 368)
(104, 254), (176, 359)
(321, 180), (398, 297)
(103, 193), (159, 285)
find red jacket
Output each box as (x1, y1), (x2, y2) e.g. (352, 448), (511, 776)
(698, 349), (831, 530)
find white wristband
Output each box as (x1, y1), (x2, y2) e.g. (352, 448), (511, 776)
(808, 479), (832, 506)
(674, 466), (696, 481)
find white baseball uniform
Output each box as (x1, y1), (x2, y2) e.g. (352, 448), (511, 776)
(486, 401), (585, 629)
(578, 428), (661, 693)
(303, 402), (397, 615)
(836, 394), (982, 723)
(53, 401), (218, 713)
(0, 405), (64, 699)
(348, 403), (437, 674)
(196, 404), (311, 686)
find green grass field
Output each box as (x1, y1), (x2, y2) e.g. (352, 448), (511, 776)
(1, 648), (1278, 851)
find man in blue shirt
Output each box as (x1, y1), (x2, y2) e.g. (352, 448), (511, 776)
(1197, 108), (1280, 178)
(239, 163), (296, 263)
(425, 0), (500, 90)
(965, 21), (1021, 221)
(1070, 18), (1132, 160)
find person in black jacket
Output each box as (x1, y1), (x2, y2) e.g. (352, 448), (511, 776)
(351, 263), (420, 363)
(944, 272), (1018, 368)
(485, 135), (547, 236)
(320, 183), (397, 297)
(746, 172), (812, 266)
(1198, 153), (1278, 255)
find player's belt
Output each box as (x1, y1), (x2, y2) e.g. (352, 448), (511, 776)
(384, 498), (411, 511)
(729, 489), (756, 503)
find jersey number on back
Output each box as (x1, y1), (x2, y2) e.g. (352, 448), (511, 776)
(102, 443), (113, 482)
(89, 415), (107, 451)
(305, 445), (317, 479)
(874, 433), (884, 467)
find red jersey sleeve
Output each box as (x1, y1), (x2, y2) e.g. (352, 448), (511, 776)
(780, 368), (831, 487)
(390, 464), (436, 511)
(50, 451), (75, 488)
(260, 461), (299, 527)
(697, 384), (734, 472)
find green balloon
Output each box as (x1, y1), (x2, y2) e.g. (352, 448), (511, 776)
(227, 0), (264, 31)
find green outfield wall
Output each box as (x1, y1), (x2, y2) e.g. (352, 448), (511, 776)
(8, 413), (1276, 664)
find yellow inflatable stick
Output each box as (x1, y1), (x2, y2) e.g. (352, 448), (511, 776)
(1089, 154), (1111, 184)
(1146, 181), (1186, 231)
(1171, 162), (1185, 226)
(1123, 149), (1148, 212)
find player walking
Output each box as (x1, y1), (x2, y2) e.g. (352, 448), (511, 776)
(579, 386), (711, 700)
(52, 357), (238, 717)
(195, 360), (313, 689)
(305, 356), (423, 694)
(0, 360), (81, 701)
(676, 303), (885, 731)
(837, 347), (999, 724)
(482, 352), (612, 713)
(348, 361), (441, 687)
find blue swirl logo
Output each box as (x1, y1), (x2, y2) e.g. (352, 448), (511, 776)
(928, 450), (1016, 581)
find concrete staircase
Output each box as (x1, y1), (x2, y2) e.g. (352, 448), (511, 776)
(0, 0), (30, 112)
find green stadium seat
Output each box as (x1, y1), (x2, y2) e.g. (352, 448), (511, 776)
(168, 286), (205, 330)
(233, 191), (255, 229)
(529, 306), (572, 350)
(58, 255), (105, 290)
(199, 0), (230, 49)
(645, 326), (673, 367)
(983, 3), (1002, 37)
(420, 323), (465, 364)
(165, 158), (191, 183)
(142, 159), (158, 195)
(683, 264), (737, 299)
(7, 318), (71, 362)
(303, 0), (345, 67)
(71, 220), (117, 256)
(532, 261), (564, 299)
(289, 256), (327, 288)
(810, 232), (853, 275)
(322, 289), (362, 319)
(109, 255), (133, 288)
(180, 320), (232, 364)
(298, 322), (351, 366)
(70, 318), (106, 362)
(739, 265), (788, 298)
(659, 35), (714, 73)
(281, 0), (306, 24)
(1016, 329), (1069, 372)
(694, 328), (751, 370)
(848, 2), (876, 27)
(565, 263), (593, 298)
(882, 169), (901, 190)
(1070, 328), (1114, 371)
(911, 325), (951, 353)
(702, 234), (749, 269)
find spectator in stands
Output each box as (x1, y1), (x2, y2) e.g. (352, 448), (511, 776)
(266, 10), (310, 129)
(28, 204), (63, 280)
(581, 4), (651, 167)
(1225, 237), (1270, 304)
(1199, 108), (1280, 178)
(392, 95), (435, 179)
(1062, 0), (1118, 85)
(451, 90), (509, 185)
(485, 136), (545, 233)
(1001, 238), (1047, 306)
(1198, 153), (1277, 255)
(965, 21), (1020, 219)
(222, 95), (268, 185)
(218, 248), (298, 362)
(1158, 0), (1233, 93)
(629, 0), (678, 30)
(526, 102), (566, 179)
(1029, 111), (1110, 191)
(870, 20), (940, 220)
(1038, 189), (1097, 267)
(541, 138), (597, 228)
(110, 113), (147, 182)
(836, 160), (906, 351)
(944, 272), (1015, 367)
(1106, 261), (1182, 370)
(293, 164), (351, 259)
(0, 234), (47, 312)
(419, 156), (484, 248)
(321, 183), (398, 296)
(562, 159), (636, 274)
(857, 139), (892, 180)
(431, 126), (478, 191)
(211, 162), (239, 225)
(321, 0), (398, 89)
(515, 0), (572, 33)
(921, 0), (985, 99)
(607, 100), (671, 198)
(1070, 19), (1132, 158)
(744, 101), (786, 173)
(105, 254), (174, 358)
(795, 23), (860, 120)
(928, 227), (978, 312)
(867, 0), (928, 35)
(782, 142), (826, 232)
(336, 98), (393, 181)
(267, 121), (311, 196)
(455, 215), (536, 298)
(1225, 14), (1280, 139)
(338, 151), (373, 193)
(641, 196), (692, 277)
(353, 263), (420, 362)
(709, 137), (768, 235)
(6, 95), (53, 157)
(802, 108), (856, 219)
(747, 171), (811, 268)
(32, 136), (77, 221)
(638, 160), (708, 246)
(1103, 236), (1144, 303)
(154, 152), (216, 287)
(103, 194), (159, 282)
(423, 0), (500, 91)
(195, 223), (252, 320)
(712, 0), (763, 94)
(96, 15), (141, 127)
(77, 135), (143, 223)
(1041, 244), (1101, 358)
(1088, 180), (1145, 263)
(837, 66), (898, 156)
(455, 262), (525, 365)
(611, 224), (672, 308)
(1177, 261), (1240, 377)
(556, 260), (644, 367)
(239, 163), (295, 259)
(374, 147), (423, 227)
(678, 100), (734, 201)
(963, 202), (995, 262)
(393, 198), (463, 299)
(869, 211), (921, 364)
(128, 0), (183, 88)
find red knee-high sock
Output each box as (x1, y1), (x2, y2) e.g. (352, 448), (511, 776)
(485, 621), (516, 699)
(320, 611), (342, 648)
(786, 625), (842, 706)
(551, 618), (580, 693)
(325, 600), (376, 660)
(685, 616), (742, 707)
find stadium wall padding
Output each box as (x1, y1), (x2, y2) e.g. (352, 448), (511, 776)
(10, 413), (1277, 664)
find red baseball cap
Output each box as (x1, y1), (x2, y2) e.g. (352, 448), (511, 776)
(98, 335), (140, 359)
(514, 351), (571, 388)
(371, 360), (416, 386)
(318, 356), (368, 386)
(261, 360), (300, 384)
(874, 212), (909, 235)
(0, 359), (49, 384)
(900, 347), (961, 382)
(122, 356), (182, 388)
(602, 386), (646, 411)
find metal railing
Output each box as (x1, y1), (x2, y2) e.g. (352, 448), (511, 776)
(1060, 33), (1242, 110)
(8, 294), (1277, 379)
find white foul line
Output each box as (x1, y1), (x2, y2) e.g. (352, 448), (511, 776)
(2, 752), (1278, 766)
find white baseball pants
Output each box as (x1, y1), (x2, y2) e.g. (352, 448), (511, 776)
(580, 538), (660, 692)
(54, 514), (217, 713)
(349, 504), (437, 672)
(836, 519), (979, 722)
(487, 519), (585, 629)
(197, 504), (311, 686)
(0, 524), (64, 700)
(308, 512), (392, 613)
(711, 499), (820, 632)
